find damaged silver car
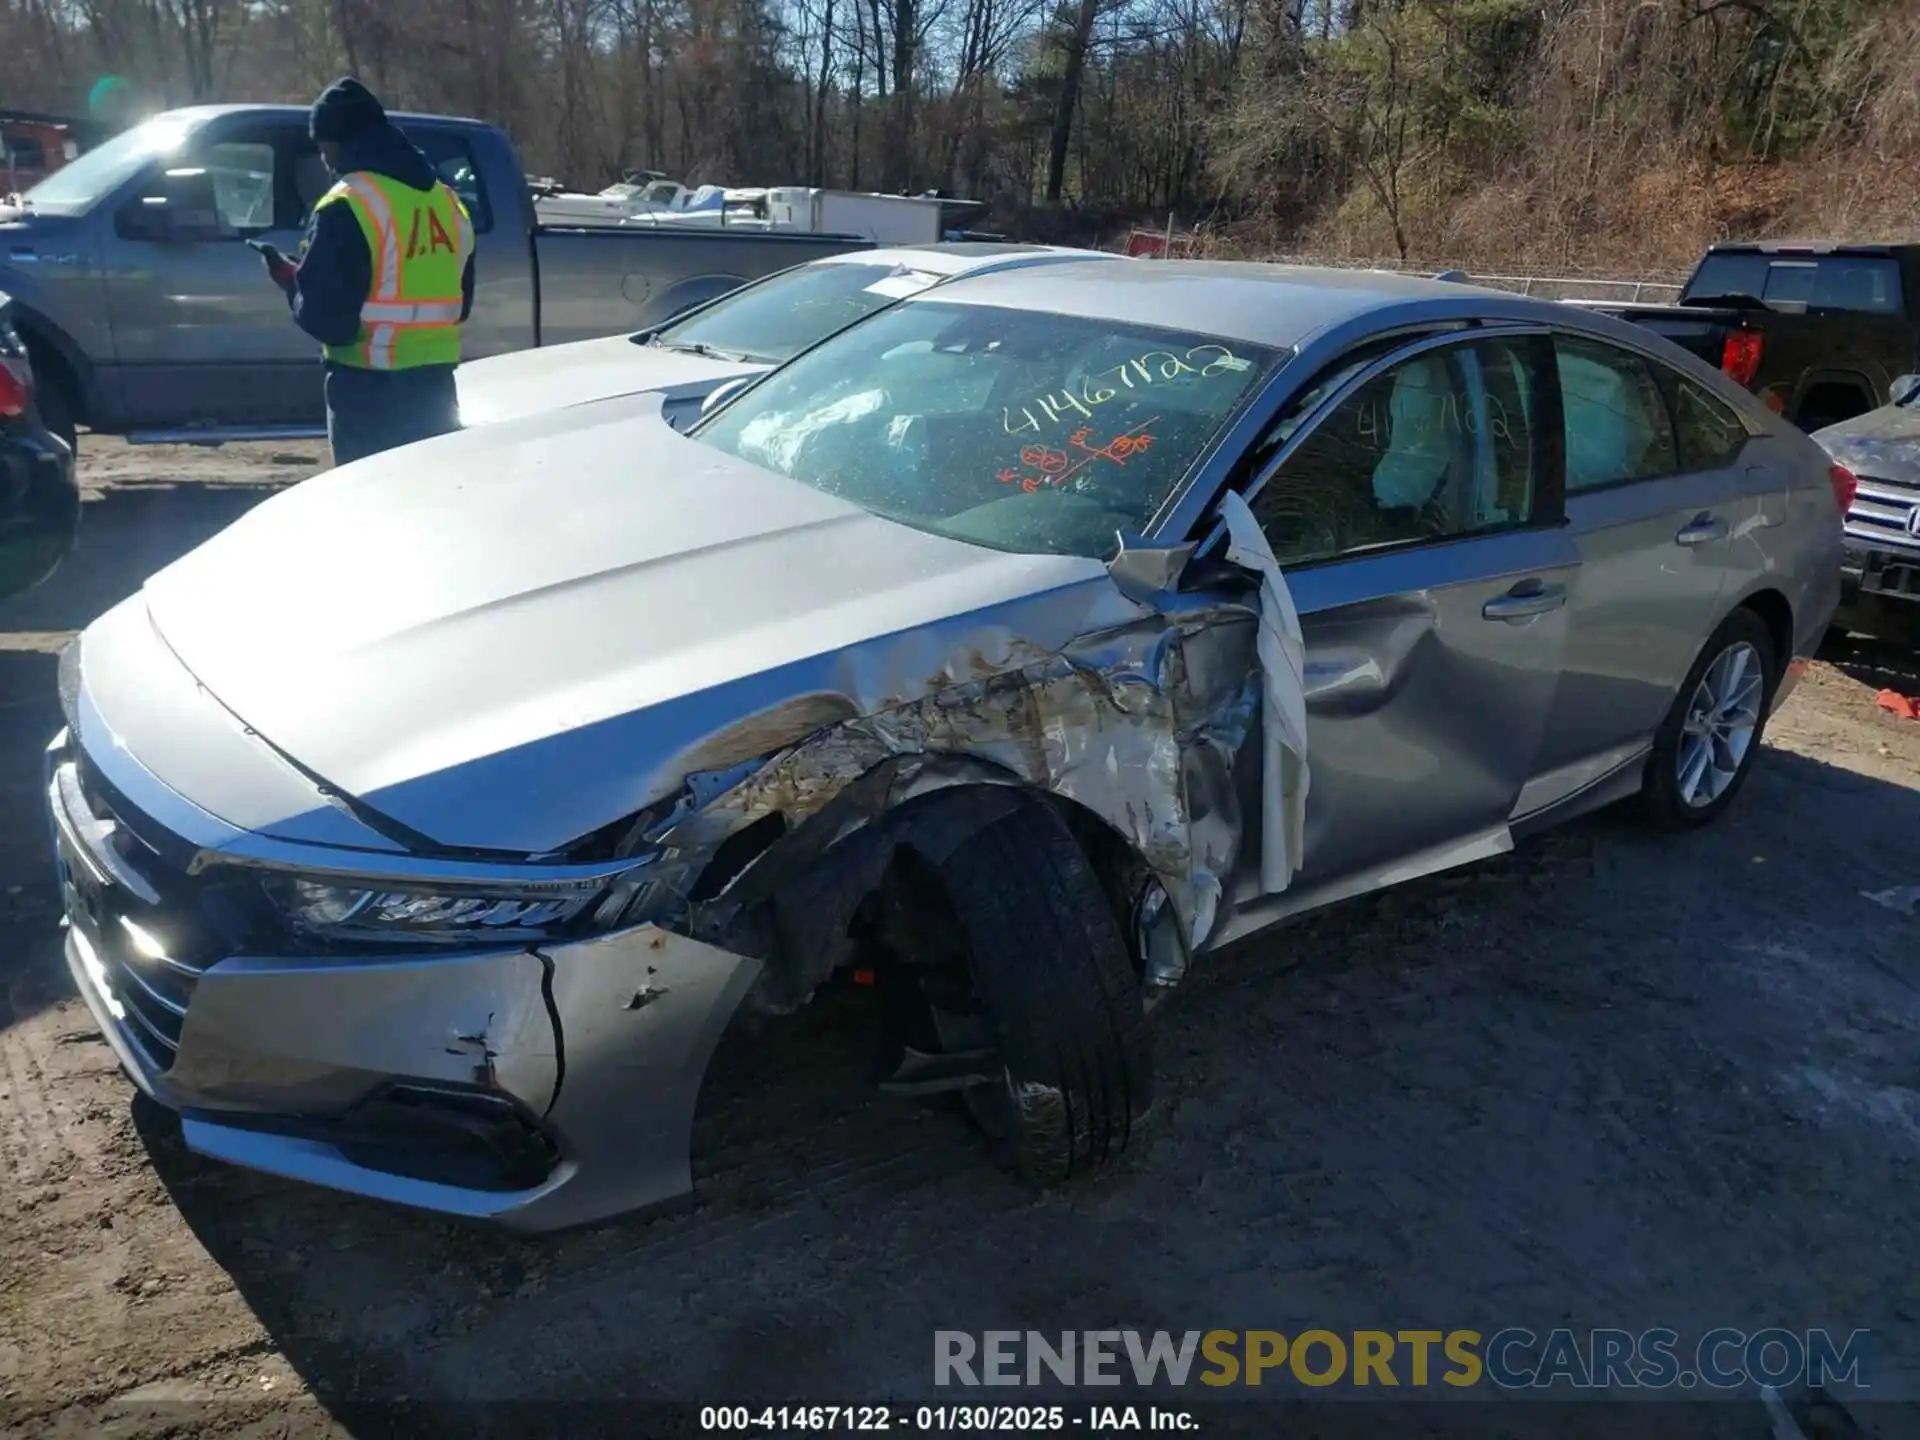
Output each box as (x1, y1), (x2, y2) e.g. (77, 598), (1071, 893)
(49, 262), (1841, 1231)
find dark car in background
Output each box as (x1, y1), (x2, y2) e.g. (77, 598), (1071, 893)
(1815, 373), (1920, 643)
(1582, 242), (1920, 434)
(0, 290), (79, 602)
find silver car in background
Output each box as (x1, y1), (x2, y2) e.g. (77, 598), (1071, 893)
(1813, 373), (1920, 643)
(454, 242), (1118, 429)
(49, 263), (1841, 1232)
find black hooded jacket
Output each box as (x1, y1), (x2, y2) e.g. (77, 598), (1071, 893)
(288, 122), (477, 357)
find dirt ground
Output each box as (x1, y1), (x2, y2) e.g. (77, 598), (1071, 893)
(4, 440), (1920, 1437)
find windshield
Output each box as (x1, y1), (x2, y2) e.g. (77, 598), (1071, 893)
(21, 115), (200, 213)
(649, 260), (950, 365)
(694, 300), (1279, 560)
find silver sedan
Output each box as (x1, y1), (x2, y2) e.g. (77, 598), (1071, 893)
(48, 262), (1842, 1231)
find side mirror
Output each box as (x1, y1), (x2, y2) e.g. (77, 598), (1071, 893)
(117, 167), (228, 243)
(1891, 374), (1920, 406)
(1106, 535), (1199, 603)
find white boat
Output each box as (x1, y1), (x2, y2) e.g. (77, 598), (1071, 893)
(536, 176), (964, 246)
(533, 176), (729, 228)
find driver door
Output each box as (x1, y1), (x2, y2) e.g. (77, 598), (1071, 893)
(101, 117), (321, 428)
(1211, 331), (1581, 926)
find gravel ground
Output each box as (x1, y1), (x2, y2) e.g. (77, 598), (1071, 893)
(3, 440), (1920, 1438)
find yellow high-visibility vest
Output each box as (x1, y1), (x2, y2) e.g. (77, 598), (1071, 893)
(313, 172), (473, 371)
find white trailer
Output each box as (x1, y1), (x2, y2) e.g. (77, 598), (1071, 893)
(760, 188), (946, 245)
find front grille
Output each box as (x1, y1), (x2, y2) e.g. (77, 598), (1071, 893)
(52, 750), (248, 1074)
(1845, 473), (1920, 556)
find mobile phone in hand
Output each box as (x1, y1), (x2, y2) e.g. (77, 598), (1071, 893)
(248, 238), (296, 287)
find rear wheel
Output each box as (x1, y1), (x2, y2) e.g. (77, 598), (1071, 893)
(873, 804), (1152, 1183)
(1638, 608), (1778, 829)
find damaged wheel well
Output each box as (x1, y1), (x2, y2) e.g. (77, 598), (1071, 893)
(691, 778), (1159, 1014)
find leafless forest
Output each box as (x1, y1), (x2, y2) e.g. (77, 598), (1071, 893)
(3, 0), (1918, 270)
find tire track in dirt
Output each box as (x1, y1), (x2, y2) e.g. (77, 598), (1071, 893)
(0, 1008), (68, 1186)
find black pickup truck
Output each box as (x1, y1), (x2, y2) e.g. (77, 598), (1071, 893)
(1580, 242), (1920, 433)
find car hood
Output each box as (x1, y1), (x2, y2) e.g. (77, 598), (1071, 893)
(138, 392), (1127, 855)
(455, 333), (759, 427)
(1816, 403), (1920, 486)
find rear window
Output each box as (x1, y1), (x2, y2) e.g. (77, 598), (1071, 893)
(650, 261), (946, 365)
(4, 136), (46, 171)
(695, 300), (1280, 561)
(1684, 253), (1903, 315)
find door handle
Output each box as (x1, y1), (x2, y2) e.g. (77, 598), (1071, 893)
(1675, 513), (1729, 546)
(1482, 580), (1567, 621)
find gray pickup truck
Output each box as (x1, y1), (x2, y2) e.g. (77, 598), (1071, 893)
(0, 105), (873, 447)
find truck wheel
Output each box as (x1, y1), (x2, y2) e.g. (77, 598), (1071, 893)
(906, 805), (1152, 1184)
(1638, 608), (1778, 830)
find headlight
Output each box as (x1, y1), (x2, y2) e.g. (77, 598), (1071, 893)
(274, 874), (621, 943)
(259, 762), (768, 945)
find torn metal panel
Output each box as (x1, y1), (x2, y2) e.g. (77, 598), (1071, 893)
(668, 595), (1267, 969)
(1218, 488), (1311, 894)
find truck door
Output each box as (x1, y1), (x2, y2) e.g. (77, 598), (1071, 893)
(399, 127), (527, 363)
(102, 116), (322, 429)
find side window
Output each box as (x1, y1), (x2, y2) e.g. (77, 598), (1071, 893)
(130, 130), (286, 236)
(1754, 257), (1902, 315)
(285, 132), (492, 235)
(1248, 338), (1540, 565)
(1555, 337), (1679, 492)
(292, 147), (332, 222)
(407, 130), (493, 233)
(6, 136), (46, 171)
(1660, 369), (1749, 471)
(197, 140), (277, 231)
(1810, 258), (1902, 315)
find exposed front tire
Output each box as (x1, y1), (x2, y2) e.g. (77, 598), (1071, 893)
(1639, 607), (1778, 830)
(876, 802), (1153, 1185)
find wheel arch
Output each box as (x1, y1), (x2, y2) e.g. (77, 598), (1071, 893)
(1789, 370), (1875, 430)
(1732, 585), (1794, 673)
(9, 304), (96, 425)
(690, 760), (1165, 1015)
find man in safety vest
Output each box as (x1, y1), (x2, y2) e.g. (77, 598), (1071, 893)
(259, 78), (476, 466)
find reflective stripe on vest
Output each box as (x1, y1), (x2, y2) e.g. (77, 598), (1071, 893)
(315, 173), (473, 371)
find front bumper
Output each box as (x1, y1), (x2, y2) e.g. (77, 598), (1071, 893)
(49, 729), (761, 1233)
(1835, 543), (1920, 640)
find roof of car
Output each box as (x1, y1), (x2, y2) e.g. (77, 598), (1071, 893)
(812, 241), (1113, 277)
(913, 259), (1543, 348)
(157, 103), (494, 131)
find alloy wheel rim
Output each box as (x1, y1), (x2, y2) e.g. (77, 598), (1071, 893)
(1676, 640), (1764, 808)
